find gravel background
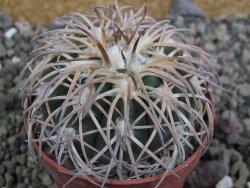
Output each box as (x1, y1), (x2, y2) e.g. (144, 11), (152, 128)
(0, 9), (250, 188)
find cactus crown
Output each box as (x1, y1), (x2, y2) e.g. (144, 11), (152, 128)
(21, 1), (217, 186)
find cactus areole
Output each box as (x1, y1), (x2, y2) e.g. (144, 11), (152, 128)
(21, 1), (217, 187)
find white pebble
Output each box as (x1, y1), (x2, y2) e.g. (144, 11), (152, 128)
(247, 182), (250, 188)
(11, 56), (21, 64)
(4, 27), (17, 39)
(215, 176), (233, 188)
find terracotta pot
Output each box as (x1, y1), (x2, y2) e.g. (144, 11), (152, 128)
(24, 94), (215, 188)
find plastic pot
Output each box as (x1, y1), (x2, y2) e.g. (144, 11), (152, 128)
(24, 94), (215, 188)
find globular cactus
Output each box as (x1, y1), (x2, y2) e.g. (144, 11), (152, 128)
(20, 1), (217, 186)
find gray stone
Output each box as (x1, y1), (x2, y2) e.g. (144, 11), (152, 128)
(7, 49), (15, 57)
(27, 156), (36, 168)
(233, 42), (241, 54)
(31, 169), (41, 181)
(189, 23), (197, 36)
(0, 165), (5, 175)
(242, 48), (250, 64)
(19, 145), (27, 153)
(15, 20), (33, 37)
(17, 183), (27, 188)
(16, 154), (26, 165)
(205, 32), (217, 41)
(243, 118), (250, 127)
(243, 118), (250, 136)
(5, 173), (13, 186)
(232, 22), (246, 33)
(196, 22), (206, 34)
(0, 126), (7, 139)
(223, 65), (234, 75)
(0, 176), (5, 187)
(170, 0), (205, 17)
(219, 76), (230, 85)
(2, 160), (16, 173)
(237, 83), (250, 97)
(0, 151), (4, 161)
(7, 135), (18, 147)
(15, 165), (22, 175)
(41, 173), (53, 186)
(47, 184), (56, 188)
(24, 178), (30, 184)
(5, 39), (15, 49)
(215, 24), (229, 42)
(0, 44), (7, 58)
(21, 168), (30, 178)
(238, 33), (247, 42)
(227, 133), (241, 145)
(219, 110), (244, 134)
(175, 16), (184, 27)
(0, 12), (12, 29)
(204, 42), (216, 52)
(4, 153), (10, 160)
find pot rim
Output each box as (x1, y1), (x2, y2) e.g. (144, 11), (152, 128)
(24, 92), (215, 185)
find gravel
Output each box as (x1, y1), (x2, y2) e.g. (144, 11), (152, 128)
(0, 13), (56, 188)
(0, 8), (249, 188)
(167, 13), (250, 188)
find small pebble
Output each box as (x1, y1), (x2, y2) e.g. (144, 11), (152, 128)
(0, 12), (12, 29)
(0, 44), (7, 58)
(11, 56), (21, 64)
(242, 48), (250, 64)
(16, 154), (26, 165)
(215, 176), (233, 188)
(0, 126), (8, 139)
(41, 174), (53, 186)
(204, 42), (216, 52)
(16, 183), (27, 188)
(0, 176), (5, 187)
(5, 173), (14, 186)
(0, 166), (5, 175)
(243, 118), (250, 134)
(237, 83), (250, 97)
(15, 20), (33, 37)
(4, 27), (17, 39)
(5, 39), (15, 48)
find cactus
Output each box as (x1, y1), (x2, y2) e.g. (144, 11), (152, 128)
(20, 1), (218, 187)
